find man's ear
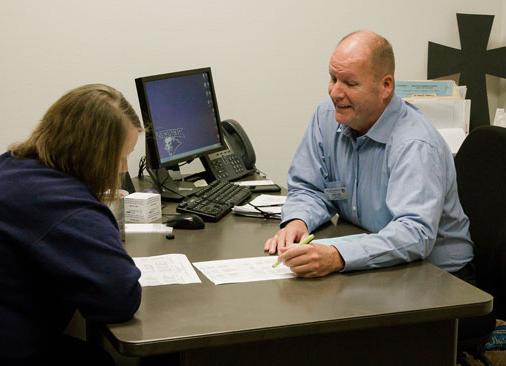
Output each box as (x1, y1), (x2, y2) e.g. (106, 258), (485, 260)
(381, 74), (394, 100)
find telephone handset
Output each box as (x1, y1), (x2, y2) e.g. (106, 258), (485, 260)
(201, 119), (256, 181)
(222, 119), (256, 170)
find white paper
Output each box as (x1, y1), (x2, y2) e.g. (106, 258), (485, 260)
(407, 98), (470, 132)
(193, 256), (294, 285)
(125, 223), (173, 234)
(232, 194), (287, 218)
(458, 85), (467, 99)
(404, 98), (470, 155)
(193, 179), (208, 187)
(437, 128), (467, 155)
(249, 194), (287, 206)
(234, 179), (275, 186)
(133, 254), (201, 286)
(493, 108), (506, 128)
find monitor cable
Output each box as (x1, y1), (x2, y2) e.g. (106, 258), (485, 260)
(138, 156), (147, 179)
(138, 155), (184, 198)
(145, 166), (186, 199)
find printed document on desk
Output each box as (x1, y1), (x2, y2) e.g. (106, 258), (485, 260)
(133, 254), (201, 286)
(193, 256), (294, 285)
(232, 194), (286, 218)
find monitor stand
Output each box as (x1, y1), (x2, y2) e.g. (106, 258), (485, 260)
(147, 167), (200, 201)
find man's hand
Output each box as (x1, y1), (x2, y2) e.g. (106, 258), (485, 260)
(264, 219), (308, 254)
(278, 244), (344, 278)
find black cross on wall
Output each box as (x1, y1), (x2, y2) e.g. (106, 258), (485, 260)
(427, 13), (506, 130)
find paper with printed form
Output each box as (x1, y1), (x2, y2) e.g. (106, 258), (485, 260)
(193, 256), (294, 285)
(133, 254), (201, 287)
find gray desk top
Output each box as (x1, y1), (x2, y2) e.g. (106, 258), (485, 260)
(105, 200), (493, 357)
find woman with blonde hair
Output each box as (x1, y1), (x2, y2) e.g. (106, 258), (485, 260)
(0, 84), (143, 365)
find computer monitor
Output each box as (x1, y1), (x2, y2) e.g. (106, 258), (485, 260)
(135, 67), (226, 199)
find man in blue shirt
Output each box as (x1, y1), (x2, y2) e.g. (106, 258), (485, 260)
(264, 30), (473, 277)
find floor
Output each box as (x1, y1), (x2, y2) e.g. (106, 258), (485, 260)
(462, 350), (506, 366)
(460, 320), (506, 366)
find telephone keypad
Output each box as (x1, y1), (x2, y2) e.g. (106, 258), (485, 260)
(208, 150), (248, 181)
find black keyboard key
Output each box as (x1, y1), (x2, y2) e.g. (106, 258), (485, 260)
(176, 180), (252, 222)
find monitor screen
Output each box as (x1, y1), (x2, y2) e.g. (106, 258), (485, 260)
(135, 68), (225, 169)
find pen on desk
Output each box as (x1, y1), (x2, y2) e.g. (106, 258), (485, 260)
(272, 234), (315, 268)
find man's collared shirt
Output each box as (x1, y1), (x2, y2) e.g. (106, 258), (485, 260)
(282, 94), (473, 272)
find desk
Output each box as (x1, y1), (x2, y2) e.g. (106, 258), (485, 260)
(100, 199), (492, 366)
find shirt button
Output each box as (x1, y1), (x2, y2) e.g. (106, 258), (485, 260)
(352, 206), (357, 211)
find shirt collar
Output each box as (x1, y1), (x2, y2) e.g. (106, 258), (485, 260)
(336, 94), (403, 144)
(363, 94), (402, 144)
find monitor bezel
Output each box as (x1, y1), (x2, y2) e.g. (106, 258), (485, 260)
(135, 67), (226, 170)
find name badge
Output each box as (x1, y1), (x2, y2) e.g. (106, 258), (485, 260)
(324, 181), (348, 200)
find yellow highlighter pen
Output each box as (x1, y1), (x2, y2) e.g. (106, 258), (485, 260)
(272, 234), (315, 268)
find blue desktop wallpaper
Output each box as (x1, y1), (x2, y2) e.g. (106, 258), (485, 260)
(145, 72), (221, 164)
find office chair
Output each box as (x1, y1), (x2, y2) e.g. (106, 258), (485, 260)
(454, 125), (506, 365)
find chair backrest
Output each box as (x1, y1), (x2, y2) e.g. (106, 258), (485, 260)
(454, 126), (506, 320)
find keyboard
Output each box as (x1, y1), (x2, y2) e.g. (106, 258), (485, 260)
(176, 180), (252, 222)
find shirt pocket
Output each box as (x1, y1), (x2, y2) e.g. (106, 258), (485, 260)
(324, 180), (348, 201)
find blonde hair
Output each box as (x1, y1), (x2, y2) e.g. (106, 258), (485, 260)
(10, 84), (142, 202)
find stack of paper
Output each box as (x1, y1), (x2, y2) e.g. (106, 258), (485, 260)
(396, 80), (470, 154)
(232, 194), (287, 219)
(396, 80), (461, 99)
(124, 192), (162, 223)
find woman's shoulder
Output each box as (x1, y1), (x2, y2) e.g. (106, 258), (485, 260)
(0, 153), (112, 245)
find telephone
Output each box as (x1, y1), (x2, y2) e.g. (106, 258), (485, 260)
(201, 119), (256, 181)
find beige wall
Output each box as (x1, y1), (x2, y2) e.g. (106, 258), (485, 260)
(1, 0), (504, 185)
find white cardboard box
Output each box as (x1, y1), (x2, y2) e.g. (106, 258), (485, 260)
(124, 192), (162, 223)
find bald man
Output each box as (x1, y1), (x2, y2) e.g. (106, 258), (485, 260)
(264, 31), (474, 278)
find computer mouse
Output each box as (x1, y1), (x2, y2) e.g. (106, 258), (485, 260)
(165, 214), (205, 230)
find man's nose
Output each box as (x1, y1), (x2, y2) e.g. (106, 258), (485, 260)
(329, 81), (344, 100)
